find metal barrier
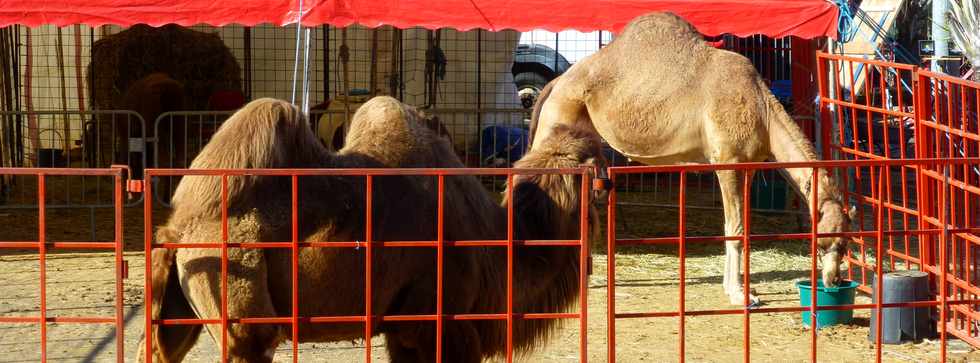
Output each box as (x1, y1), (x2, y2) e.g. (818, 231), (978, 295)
(152, 110), (233, 205)
(143, 167), (592, 362)
(0, 110), (145, 208)
(151, 109), (534, 204)
(0, 166), (127, 362)
(916, 70), (980, 348)
(146, 107), (806, 216)
(605, 158), (980, 363)
(817, 52), (921, 292)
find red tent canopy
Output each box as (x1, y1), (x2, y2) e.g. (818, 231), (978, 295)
(0, 0), (838, 39)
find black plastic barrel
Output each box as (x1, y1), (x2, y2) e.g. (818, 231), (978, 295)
(868, 271), (935, 344)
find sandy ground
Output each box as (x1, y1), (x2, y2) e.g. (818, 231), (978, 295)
(1, 178), (978, 362)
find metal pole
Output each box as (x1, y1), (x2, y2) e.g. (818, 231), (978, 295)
(302, 28), (312, 115)
(933, 0), (949, 72)
(322, 24), (330, 101)
(290, 0), (305, 104)
(244, 27), (252, 100)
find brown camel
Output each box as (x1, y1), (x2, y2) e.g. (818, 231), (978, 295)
(138, 96), (600, 362)
(529, 12), (855, 305)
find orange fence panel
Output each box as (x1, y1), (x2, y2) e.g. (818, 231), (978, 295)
(916, 70), (980, 348)
(817, 52), (922, 292)
(605, 158), (980, 363)
(142, 167), (592, 363)
(0, 166), (127, 362)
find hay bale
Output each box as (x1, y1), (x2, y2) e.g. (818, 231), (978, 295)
(87, 24), (242, 112)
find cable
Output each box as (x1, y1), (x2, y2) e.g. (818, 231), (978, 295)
(836, 0), (859, 44)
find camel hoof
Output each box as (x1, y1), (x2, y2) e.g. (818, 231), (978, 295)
(728, 292), (761, 307)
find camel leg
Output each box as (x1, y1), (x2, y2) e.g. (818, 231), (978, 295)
(176, 248), (283, 362)
(137, 248), (203, 363)
(716, 169), (760, 306)
(384, 321), (482, 363)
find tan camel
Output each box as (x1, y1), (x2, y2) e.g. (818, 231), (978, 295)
(529, 12), (855, 306)
(138, 96), (600, 362)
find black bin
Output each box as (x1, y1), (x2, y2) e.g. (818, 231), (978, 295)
(868, 271), (935, 344)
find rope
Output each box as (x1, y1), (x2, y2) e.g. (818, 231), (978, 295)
(425, 30), (446, 107)
(835, 0), (859, 44)
(389, 28), (402, 96)
(340, 28), (351, 127)
(24, 28), (39, 163)
(55, 28), (71, 155)
(73, 25), (85, 113)
(369, 28), (379, 97)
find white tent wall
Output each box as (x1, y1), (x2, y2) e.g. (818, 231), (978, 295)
(17, 25), (91, 153)
(396, 27), (522, 153)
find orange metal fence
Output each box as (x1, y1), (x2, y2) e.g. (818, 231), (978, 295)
(605, 158), (980, 363)
(817, 52), (921, 293)
(141, 167), (592, 362)
(0, 166), (127, 362)
(818, 52), (980, 349)
(4, 53), (980, 362)
(916, 70), (980, 348)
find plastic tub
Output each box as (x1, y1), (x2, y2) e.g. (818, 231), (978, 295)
(796, 279), (859, 328)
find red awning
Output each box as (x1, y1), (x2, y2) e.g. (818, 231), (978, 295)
(0, 0), (839, 39)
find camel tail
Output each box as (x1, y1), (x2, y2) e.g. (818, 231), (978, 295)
(137, 227), (202, 363)
(527, 78), (558, 151)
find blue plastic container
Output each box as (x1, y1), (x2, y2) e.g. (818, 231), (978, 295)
(796, 279), (860, 328)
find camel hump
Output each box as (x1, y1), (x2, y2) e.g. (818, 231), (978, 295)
(619, 11), (702, 44)
(352, 96), (406, 126)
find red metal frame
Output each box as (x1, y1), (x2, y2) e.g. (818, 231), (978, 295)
(817, 52), (980, 349)
(142, 167), (592, 362)
(6, 53), (977, 363)
(816, 52), (921, 294)
(0, 167), (127, 362)
(916, 70), (980, 349)
(605, 158), (980, 363)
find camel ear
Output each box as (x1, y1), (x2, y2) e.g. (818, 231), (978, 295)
(847, 205), (858, 221)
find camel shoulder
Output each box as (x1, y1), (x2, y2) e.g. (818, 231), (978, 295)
(701, 49), (766, 93)
(706, 48), (759, 76)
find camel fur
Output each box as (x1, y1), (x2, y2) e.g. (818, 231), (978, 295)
(529, 12), (855, 306)
(138, 96), (599, 362)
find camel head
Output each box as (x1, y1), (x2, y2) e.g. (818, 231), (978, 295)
(816, 203), (857, 287)
(508, 123), (605, 243)
(124, 72), (186, 126)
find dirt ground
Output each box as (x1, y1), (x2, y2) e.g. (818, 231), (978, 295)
(1, 179), (979, 362)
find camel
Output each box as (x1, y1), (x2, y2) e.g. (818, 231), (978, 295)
(529, 12), (855, 306)
(118, 72), (187, 185)
(138, 96), (601, 362)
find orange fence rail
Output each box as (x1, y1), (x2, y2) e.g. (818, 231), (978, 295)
(817, 52), (921, 294)
(142, 167), (592, 363)
(916, 70), (980, 348)
(605, 158), (980, 363)
(3, 53), (980, 362)
(0, 167), (127, 362)
(816, 51), (980, 354)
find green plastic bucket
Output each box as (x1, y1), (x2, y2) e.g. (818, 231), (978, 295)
(796, 279), (859, 328)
